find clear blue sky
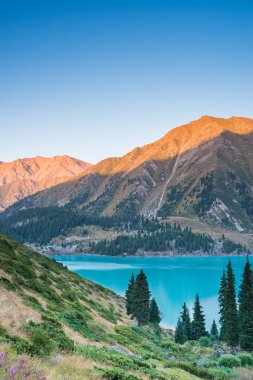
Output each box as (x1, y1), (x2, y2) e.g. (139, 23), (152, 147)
(1, 0), (253, 163)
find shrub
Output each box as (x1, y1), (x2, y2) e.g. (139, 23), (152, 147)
(29, 326), (56, 356)
(199, 336), (211, 347)
(237, 353), (253, 367)
(95, 367), (141, 380)
(218, 355), (241, 368)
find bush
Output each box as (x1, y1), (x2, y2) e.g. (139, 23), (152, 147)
(29, 326), (56, 356)
(199, 336), (211, 347)
(237, 353), (253, 367)
(218, 355), (241, 368)
(95, 367), (141, 380)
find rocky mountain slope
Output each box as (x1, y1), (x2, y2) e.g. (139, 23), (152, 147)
(5, 116), (253, 231)
(0, 155), (92, 211)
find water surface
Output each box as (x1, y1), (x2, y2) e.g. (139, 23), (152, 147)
(49, 254), (251, 329)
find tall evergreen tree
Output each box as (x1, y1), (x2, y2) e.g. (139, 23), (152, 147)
(132, 270), (151, 326)
(125, 273), (135, 316)
(181, 303), (191, 340)
(149, 298), (161, 324)
(224, 260), (239, 346)
(175, 318), (187, 344)
(218, 271), (227, 341)
(238, 258), (253, 351)
(210, 320), (219, 339)
(191, 294), (207, 340)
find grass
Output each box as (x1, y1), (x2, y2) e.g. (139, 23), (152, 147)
(1, 234), (253, 379)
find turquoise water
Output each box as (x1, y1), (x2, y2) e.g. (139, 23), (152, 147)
(49, 254), (251, 329)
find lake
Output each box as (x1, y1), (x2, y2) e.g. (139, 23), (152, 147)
(49, 254), (251, 329)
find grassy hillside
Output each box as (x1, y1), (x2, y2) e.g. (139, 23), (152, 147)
(0, 234), (253, 379)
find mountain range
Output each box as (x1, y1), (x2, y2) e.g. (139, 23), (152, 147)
(0, 155), (91, 211)
(4, 115), (253, 233)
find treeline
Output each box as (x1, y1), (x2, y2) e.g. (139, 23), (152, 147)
(125, 270), (161, 326)
(91, 224), (246, 255)
(0, 207), (248, 255)
(175, 259), (253, 351)
(0, 207), (121, 245)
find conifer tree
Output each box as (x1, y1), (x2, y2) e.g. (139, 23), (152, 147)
(191, 294), (207, 340)
(210, 320), (219, 339)
(125, 273), (135, 316)
(132, 270), (151, 326)
(224, 260), (239, 346)
(181, 303), (191, 340)
(175, 318), (187, 344)
(218, 271), (227, 341)
(238, 258), (253, 351)
(149, 298), (161, 324)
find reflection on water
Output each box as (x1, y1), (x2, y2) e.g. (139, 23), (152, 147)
(50, 254), (251, 328)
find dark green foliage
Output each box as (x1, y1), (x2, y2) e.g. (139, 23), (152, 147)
(29, 325), (56, 356)
(237, 353), (253, 367)
(95, 367), (141, 380)
(210, 320), (219, 339)
(132, 270), (150, 326)
(165, 359), (229, 379)
(218, 355), (241, 368)
(125, 273), (135, 316)
(193, 173), (216, 216)
(27, 321), (74, 352)
(238, 258), (253, 351)
(0, 276), (16, 291)
(174, 318), (187, 344)
(222, 238), (247, 255)
(191, 294), (207, 340)
(92, 222), (215, 255)
(149, 298), (161, 324)
(224, 260), (239, 346)
(181, 302), (191, 340)
(0, 207), (122, 244)
(218, 271), (227, 341)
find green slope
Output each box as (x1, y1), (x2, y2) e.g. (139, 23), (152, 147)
(0, 234), (251, 379)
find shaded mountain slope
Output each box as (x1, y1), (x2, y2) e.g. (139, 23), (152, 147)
(6, 116), (253, 231)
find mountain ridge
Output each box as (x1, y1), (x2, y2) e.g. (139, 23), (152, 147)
(0, 155), (92, 211)
(3, 116), (253, 232)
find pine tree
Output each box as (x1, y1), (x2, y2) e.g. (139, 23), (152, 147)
(132, 270), (151, 326)
(181, 303), (191, 340)
(191, 294), (207, 340)
(238, 258), (253, 351)
(175, 318), (187, 344)
(125, 273), (135, 316)
(149, 298), (161, 324)
(218, 271), (227, 341)
(224, 260), (239, 346)
(210, 320), (219, 339)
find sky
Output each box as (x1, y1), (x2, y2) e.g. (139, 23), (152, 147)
(1, 0), (253, 164)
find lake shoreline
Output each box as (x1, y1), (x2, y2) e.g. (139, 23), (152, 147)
(46, 251), (252, 258)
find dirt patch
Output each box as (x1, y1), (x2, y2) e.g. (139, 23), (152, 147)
(0, 286), (41, 337)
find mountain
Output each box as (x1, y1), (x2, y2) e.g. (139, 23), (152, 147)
(0, 155), (92, 211)
(8, 116), (253, 231)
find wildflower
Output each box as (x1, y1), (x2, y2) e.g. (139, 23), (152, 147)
(20, 356), (27, 363)
(11, 368), (17, 375)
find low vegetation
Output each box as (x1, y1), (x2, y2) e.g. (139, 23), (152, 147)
(0, 234), (253, 379)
